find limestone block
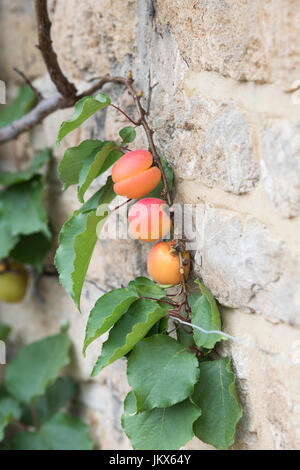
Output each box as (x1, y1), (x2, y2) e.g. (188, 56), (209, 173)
(156, 0), (300, 89)
(221, 309), (300, 450)
(51, 0), (137, 80)
(262, 120), (300, 218)
(193, 207), (300, 325)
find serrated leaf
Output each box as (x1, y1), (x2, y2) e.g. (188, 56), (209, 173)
(119, 126), (136, 145)
(146, 157), (174, 200)
(58, 140), (102, 190)
(0, 85), (36, 128)
(92, 299), (166, 375)
(0, 150), (51, 187)
(4, 332), (71, 404)
(77, 141), (115, 203)
(0, 176), (51, 239)
(11, 232), (52, 272)
(191, 280), (223, 349)
(83, 288), (138, 355)
(55, 177), (116, 309)
(0, 388), (22, 440)
(57, 92), (111, 145)
(127, 334), (200, 412)
(128, 277), (166, 299)
(193, 358), (242, 450)
(22, 377), (78, 426)
(122, 391), (201, 450)
(9, 412), (93, 450)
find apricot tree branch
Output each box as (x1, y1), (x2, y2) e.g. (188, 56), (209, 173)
(34, 0), (77, 99)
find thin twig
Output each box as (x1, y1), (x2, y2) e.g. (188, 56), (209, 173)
(13, 68), (43, 101)
(110, 104), (141, 126)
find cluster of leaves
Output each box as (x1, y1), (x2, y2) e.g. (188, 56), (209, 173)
(0, 86), (52, 271)
(54, 91), (242, 450)
(0, 326), (93, 450)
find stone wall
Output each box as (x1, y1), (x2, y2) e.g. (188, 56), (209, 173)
(1, 0), (300, 450)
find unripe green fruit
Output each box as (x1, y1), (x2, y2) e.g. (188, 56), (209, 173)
(0, 261), (28, 303)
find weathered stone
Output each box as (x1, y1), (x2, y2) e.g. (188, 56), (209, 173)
(0, 0), (46, 83)
(156, 0), (300, 89)
(193, 207), (300, 326)
(262, 120), (300, 218)
(202, 105), (259, 193)
(51, 0), (137, 80)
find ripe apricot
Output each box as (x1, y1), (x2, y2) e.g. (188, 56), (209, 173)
(128, 198), (172, 242)
(112, 150), (161, 199)
(0, 260), (28, 303)
(147, 241), (190, 285)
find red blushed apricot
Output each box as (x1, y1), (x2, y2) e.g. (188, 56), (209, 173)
(128, 198), (172, 242)
(147, 241), (190, 285)
(112, 149), (161, 198)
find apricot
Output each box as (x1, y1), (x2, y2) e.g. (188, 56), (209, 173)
(0, 260), (28, 303)
(147, 241), (190, 285)
(112, 150), (161, 199)
(128, 198), (172, 242)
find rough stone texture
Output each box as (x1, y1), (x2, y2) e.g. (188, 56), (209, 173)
(156, 0), (300, 89)
(51, 0), (137, 80)
(203, 105), (259, 194)
(262, 119), (300, 218)
(193, 207), (300, 326)
(1, 0), (300, 451)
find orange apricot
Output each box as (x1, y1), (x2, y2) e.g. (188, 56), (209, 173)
(128, 198), (172, 242)
(147, 241), (190, 285)
(112, 150), (161, 199)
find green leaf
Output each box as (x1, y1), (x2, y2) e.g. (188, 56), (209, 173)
(0, 223), (19, 260)
(0, 85), (36, 128)
(122, 391), (201, 450)
(119, 126), (136, 145)
(10, 412), (93, 450)
(0, 389), (22, 440)
(77, 141), (115, 203)
(55, 177), (115, 309)
(0, 176), (51, 239)
(0, 150), (51, 187)
(22, 377), (78, 426)
(55, 210), (106, 311)
(75, 176), (115, 215)
(192, 280), (223, 349)
(57, 92), (111, 145)
(128, 277), (166, 299)
(58, 140), (102, 190)
(11, 232), (52, 272)
(83, 288), (138, 355)
(91, 299), (166, 375)
(146, 157), (174, 200)
(127, 334), (200, 412)
(0, 324), (11, 342)
(4, 331), (71, 404)
(193, 358), (242, 450)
